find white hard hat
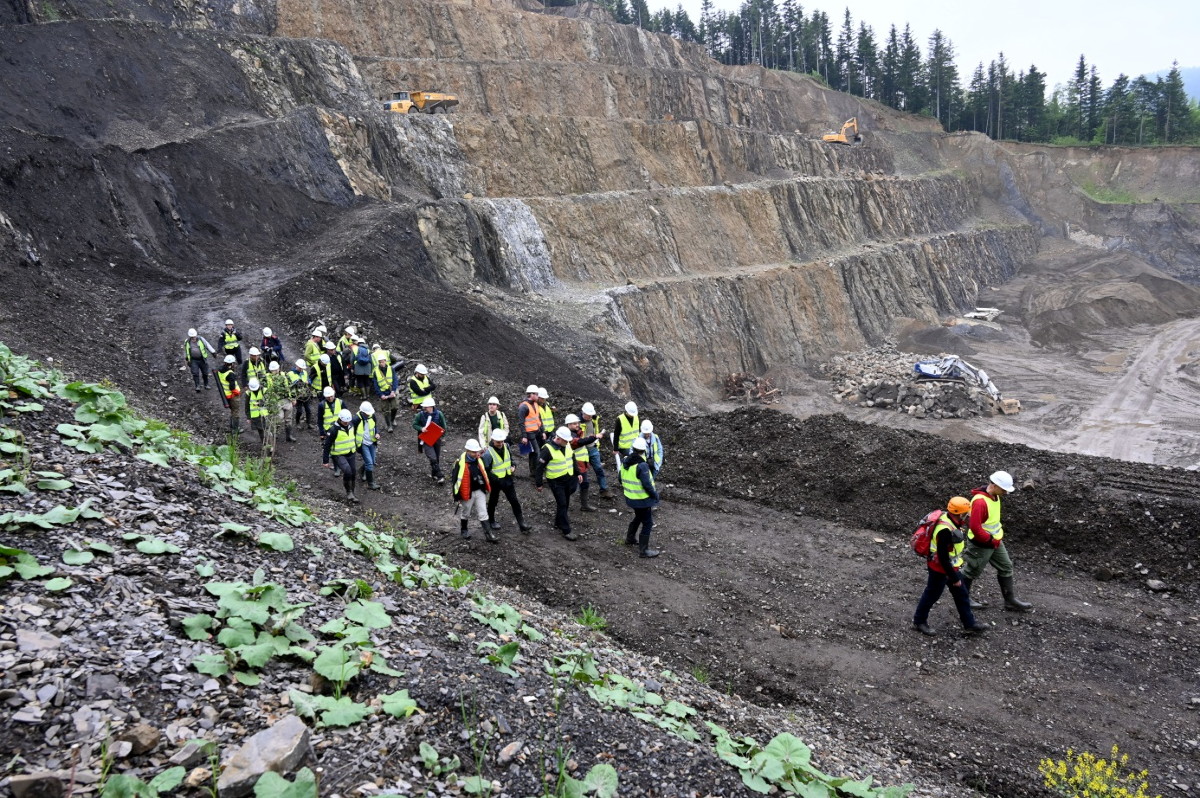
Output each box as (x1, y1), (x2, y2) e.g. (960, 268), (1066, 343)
(359, 402), (374, 416)
(581, 402), (596, 416)
(345, 325), (356, 335)
(248, 347), (261, 356)
(338, 409), (352, 423)
(631, 437), (647, 452)
(565, 414), (581, 425)
(224, 319), (234, 326)
(262, 327), (272, 337)
(990, 470), (1015, 492)
(187, 328), (197, 337)
(224, 355), (236, 364)
(421, 397), (435, 408)
(268, 361), (280, 372)
(554, 426), (571, 441)
(315, 324), (327, 332)
(324, 340), (335, 350)
(295, 359), (307, 369)
(526, 384), (539, 394)
(490, 428), (508, 442)
(247, 378), (260, 391)
(323, 386), (336, 398)
(538, 387), (549, 399)
(415, 364), (429, 375)
(311, 329), (323, 338)
(624, 402), (638, 415)
(465, 438), (483, 451)
(376, 350), (387, 359)
(640, 420), (654, 434)
(487, 396), (500, 405)
(319, 354), (330, 364)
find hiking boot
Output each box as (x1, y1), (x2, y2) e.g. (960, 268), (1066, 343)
(332, 467), (343, 477)
(195, 385), (201, 392)
(436, 477), (445, 485)
(639, 548), (661, 558)
(963, 621), (989, 634)
(962, 576), (988, 609)
(562, 531), (578, 541)
(912, 623), (937, 636)
(461, 527), (472, 540)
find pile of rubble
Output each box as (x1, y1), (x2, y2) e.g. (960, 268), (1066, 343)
(724, 372), (780, 404)
(820, 344), (1000, 420)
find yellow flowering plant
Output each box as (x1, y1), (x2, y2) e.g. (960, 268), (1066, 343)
(1039, 746), (1160, 798)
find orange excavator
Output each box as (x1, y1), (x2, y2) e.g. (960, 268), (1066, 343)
(821, 117), (864, 146)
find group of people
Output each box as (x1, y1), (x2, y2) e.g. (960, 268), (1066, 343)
(183, 322), (667, 558)
(912, 469), (1033, 635)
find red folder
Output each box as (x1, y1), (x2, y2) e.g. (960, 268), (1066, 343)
(418, 422), (444, 447)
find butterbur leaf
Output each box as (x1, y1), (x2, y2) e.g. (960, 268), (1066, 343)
(63, 549), (94, 566)
(13, 554), (54, 579)
(148, 766), (187, 794)
(368, 656), (404, 677)
(220, 522), (252, 535)
(234, 642), (277, 669)
(234, 670), (261, 687)
(192, 653), (230, 677)
(99, 774), (150, 798)
(663, 700), (696, 719)
(461, 776), (493, 796)
(581, 763), (619, 798)
(35, 479), (73, 491)
(87, 541), (115, 555)
(312, 644), (360, 685)
(257, 532), (294, 552)
(182, 614), (215, 641)
(136, 538), (180, 555)
(287, 690), (325, 721)
(136, 451), (171, 467)
(196, 561), (215, 577)
(253, 767), (318, 798)
(344, 599), (391, 629)
(379, 689), (418, 718)
(317, 696), (372, 728)
(764, 732), (811, 767)
(43, 577), (73, 592)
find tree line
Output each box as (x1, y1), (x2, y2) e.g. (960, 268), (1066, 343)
(587, 0), (1198, 145)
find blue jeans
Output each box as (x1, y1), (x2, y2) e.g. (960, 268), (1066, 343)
(913, 569), (976, 627)
(360, 443), (377, 473)
(588, 448), (608, 490)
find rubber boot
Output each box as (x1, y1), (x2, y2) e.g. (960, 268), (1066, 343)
(366, 470), (380, 491)
(638, 529), (660, 558)
(461, 519), (471, 540)
(488, 517), (501, 531)
(580, 486), (595, 512)
(963, 575), (988, 609)
(999, 575), (1032, 612)
(285, 425), (296, 443)
(256, 428), (265, 445)
(516, 514), (532, 534)
(483, 520), (498, 544)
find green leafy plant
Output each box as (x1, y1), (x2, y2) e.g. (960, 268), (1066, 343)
(1039, 745), (1160, 798)
(319, 577), (373, 601)
(476, 640), (521, 677)
(690, 665), (710, 684)
(99, 766), (186, 798)
(257, 532), (294, 552)
(576, 605), (607, 631)
(253, 767), (318, 798)
(0, 545), (55, 581)
(417, 741), (461, 778)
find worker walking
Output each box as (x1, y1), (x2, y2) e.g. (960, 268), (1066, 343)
(483, 428), (531, 534)
(303, 330), (323, 367)
(260, 327), (284, 363)
(265, 360), (295, 445)
(517, 385), (545, 485)
(323, 341), (346, 394)
(537, 387), (555, 433)
(453, 440), (495, 542)
(183, 328), (215, 391)
(350, 337), (373, 396)
(317, 387), (344, 470)
(245, 378), (268, 447)
(477, 396), (508, 444)
(323, 409), (360, 503)
(371, 351), (401, 433)
(961, 470), (1033, 612)
(219, 319), (243, 364)
(912, 497), (990, 636)
(408, 364), (435, 409)
(580, 403), (610, 497)
(611, 402), (640, 462)
(621, 437), (660, 558)
(241, 347), (268, 388)
(413, 397), (447, 484)
(215, 355), (242, 435)
(356, 402), (381, 491)
(565, 414), (600, 512)
(639, 420), (665, 478)
(310, 353), (337, 398)
(541, 427), (581, 540)
(288, 359), (313, 432)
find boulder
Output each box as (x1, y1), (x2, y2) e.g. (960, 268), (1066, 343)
(217, 715), (311, 798)
(9, 772), (63, 798)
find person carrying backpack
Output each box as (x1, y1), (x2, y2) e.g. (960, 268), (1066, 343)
(351, 337), (373, 396)
(912, 496), (989, 636)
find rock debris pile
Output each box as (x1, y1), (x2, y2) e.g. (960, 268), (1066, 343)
(820, 344), (997, 419)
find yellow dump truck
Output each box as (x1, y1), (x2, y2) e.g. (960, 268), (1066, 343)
(382, 90), (460, 115)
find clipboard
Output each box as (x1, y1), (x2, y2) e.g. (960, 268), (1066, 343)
(418, 422), (444, 447)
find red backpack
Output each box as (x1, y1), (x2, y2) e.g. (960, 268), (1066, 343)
(910, 510), (944, 558)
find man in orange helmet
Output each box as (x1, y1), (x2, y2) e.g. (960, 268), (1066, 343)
(912, 496), (989, 636)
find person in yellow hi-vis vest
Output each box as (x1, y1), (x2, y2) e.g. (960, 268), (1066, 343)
(961, 470), (1033, 612)
(621, 437), (660, 558)
(540, 427), (581, 541)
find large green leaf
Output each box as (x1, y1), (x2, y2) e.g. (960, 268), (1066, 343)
(317, 697), (373, 728)
(312, 644), (361, 685)
(581, 763), (618, 798)
(379, 690), (418, 718)
(35, 478), (73, 491)
(344, 599), (391, 629)
(62, 549), (94, 565)
(253, 768), (318, 798)
(257, 532), (294, 552)
(136, 538), (180, 555)
(147, 766), (187, 794)
(43, 577), (73, 592)
(136, 451), (171, 467)
(192, 653), (230, 677)
(764, 732), (812, 768)
(182, 614), (215, 641)
(234, 641), (278, 669)
(12, 554), (54, 579)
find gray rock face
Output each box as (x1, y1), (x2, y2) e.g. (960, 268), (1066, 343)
(217, 715), (311, 798)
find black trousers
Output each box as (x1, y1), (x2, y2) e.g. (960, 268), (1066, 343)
(333, 453), (357, 492)
(188, 357), (210, 387)
(487, 480), (524, 523)
(224, 346), (242, 364)
(526, 432), (546, 486)
(547, 476), (576, 532)
(294, 398), (312, 425)
(627, 506), (654, 545)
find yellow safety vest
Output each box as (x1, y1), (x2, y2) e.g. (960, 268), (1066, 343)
(616, 413), (639, 451)
(245, 359), (267, 384)
(539, 403), (555, 430)
(321, 398), (343, 431)
(583, 415), (601, 447)
(304, 339), (322, 366)
(373, 364), (395, 394)
(571, 432), (589, 463)
(356, 416), (377, 448)
(969, 493), (1004, 543)
(338, 335), (355, 352)
(621, 459), (653, 500)
(184, 338), (210, 360)
(930, 515), (966, 570)
(408, 375), (431, 404)
(216, 368), (238, 399)
(247, 388), (267, 419)
(543, 444), (572, 480)
(329, 424), (356, 456)
(312, 362), (334, 393)
(486, 444), (513, 479)
(220, 330), (240, 351)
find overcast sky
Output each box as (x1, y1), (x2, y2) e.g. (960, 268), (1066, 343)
(662, 0), (1199, 91)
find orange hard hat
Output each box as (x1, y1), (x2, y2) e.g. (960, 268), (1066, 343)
(947, 496), (971, 515)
